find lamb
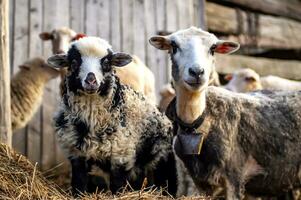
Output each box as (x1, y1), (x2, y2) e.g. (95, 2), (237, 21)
(224, 68), (301, 93)
(11, 57), (60, 130)
(150, 27), (301, 200)
(40, 27), (156, 103)
(47, 36), (177, 196)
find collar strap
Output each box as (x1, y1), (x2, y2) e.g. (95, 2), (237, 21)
(166, 98), (206, 130)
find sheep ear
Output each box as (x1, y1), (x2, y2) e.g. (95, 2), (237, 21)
(111, 53), (132, 67)
(224, 74), (233, 81)
(149, 36), (171, 50)
(212, 40), (240, 54)
(39, 32), (54, 40)
(47, 54), (69, 68)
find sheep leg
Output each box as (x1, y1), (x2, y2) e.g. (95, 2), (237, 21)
(109, 166), (130, 194)
(70, 156), (90, 196)
(225, 173), (245, 200)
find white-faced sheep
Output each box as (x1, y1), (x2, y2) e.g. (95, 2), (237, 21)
(11, 57), (60, 130)
(150, 27), (301, 200)
(225, 68), (301, 93)
(47, 36), (177, 196)
(40, 27), (156, 103)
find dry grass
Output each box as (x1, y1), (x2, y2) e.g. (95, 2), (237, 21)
(0, 142), (210, 200)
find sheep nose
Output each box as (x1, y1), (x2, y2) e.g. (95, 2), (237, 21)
(188, 67), (204, 79)
(85, 72), (96, 85)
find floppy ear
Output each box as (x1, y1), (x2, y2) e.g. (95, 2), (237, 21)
(47, 54), (69, 68)
(39, 32), (54, 40)
(149, 36), (171, 50)
(111, 53), (132, 67)
(212, 40), (240, 54)
(19, 64), (31, 70)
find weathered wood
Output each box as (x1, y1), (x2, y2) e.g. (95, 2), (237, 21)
(133, 0), (146, 62)
(121, 0), (134, 53)
(98, 0), (110, 41)
(110, 0), (121, 50)
(26, 0), (43, 166)
(216, 55), (301, 80)
(194, 0), (206, 29)
(70, 0), (85, 33)
(208, 0), (301, 22)
(12, 0), (29, 154)
(206, 2), (301, 50)
(0, 0), (12, 146)
(85, 0), (98, 36)
(155, 0), (169, 89)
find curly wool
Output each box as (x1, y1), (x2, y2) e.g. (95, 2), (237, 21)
(55, 76), (172, 177)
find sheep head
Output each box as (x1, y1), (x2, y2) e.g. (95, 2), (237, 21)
(150, 27), (239, 92)
(47, 36), (132, 94)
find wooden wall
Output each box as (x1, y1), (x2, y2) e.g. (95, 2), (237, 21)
(9, 0), (205, 171)
(206, 0), (301, 79)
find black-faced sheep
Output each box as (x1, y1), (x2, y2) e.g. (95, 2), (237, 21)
(150, 27), (301, 200)
(47, 36), (177, 195)
(40, 27), (156, 103)
(11, 57), (60, 130)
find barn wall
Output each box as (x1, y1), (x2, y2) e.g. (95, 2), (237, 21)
(9, 0), (205, 171)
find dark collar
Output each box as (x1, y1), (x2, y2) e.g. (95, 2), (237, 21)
(165, 97), (207, 131)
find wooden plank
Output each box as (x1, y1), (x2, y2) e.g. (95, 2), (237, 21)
(9, 0), (14, 74)
(133, 0), (146, 62)
(177, 0), (190, 29)
(12, 0), (29, 155)
(144, 0), (159, 99)
(0, 0), (12, 146)
(193, 0), (206, 29)
(70, 0), (85, 33)
(206, 2), (301, 50)
(120, 0), (134, 53)
(26, 0), (43, 166)
(208, 0), (301, 22)
(41, 0), (60, 171)
(216, 55), (301, 80)
(85, 0), (98, 36)
(110, 0), (121, 50)
(155, 0), (169, 87)
(98, 0), (110, 41)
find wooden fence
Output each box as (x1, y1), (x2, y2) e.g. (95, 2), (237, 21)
(9, 0), (205, 170)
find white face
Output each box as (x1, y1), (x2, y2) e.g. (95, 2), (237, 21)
(79, 56), (104, 92)
(150, 27), (240, 92)
(52, 31), (75, 54)
(170, 35), (215, 91)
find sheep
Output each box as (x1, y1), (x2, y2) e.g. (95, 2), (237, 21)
(47, 36), (177, 196)
(224, 68), (301, 93)
(40, 27), (156, 103)
(150, 26), (301, 200)
(11, 57), (60, 130)
(223, 68), (262, 93)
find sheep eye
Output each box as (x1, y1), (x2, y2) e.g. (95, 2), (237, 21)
(209, 44), (217, 55)
(171, 41), (179, 54)
(101, 59), (112, 73)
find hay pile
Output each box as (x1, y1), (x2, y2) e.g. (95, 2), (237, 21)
(0, 143), (69, 200)
(0, 143), (210, 200)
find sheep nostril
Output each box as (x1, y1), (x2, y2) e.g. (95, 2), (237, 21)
(189, 67), (204, 78)
(85, 73), (97, 85)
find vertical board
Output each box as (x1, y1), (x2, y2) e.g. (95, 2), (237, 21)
(9, 0), (14, 75)
(110, 0), (121, 50)
(194, 0), (206, 29)
(97, 0), (110, 41)
(26, 0), (43, 166)
(133, 0), (146, 63)
(155, 0), (169, 88)
(70, 0), (85, 33)
(85, 0), (98, 36)
(120, 0), (134, 53)
(12, 0), (29, 155)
